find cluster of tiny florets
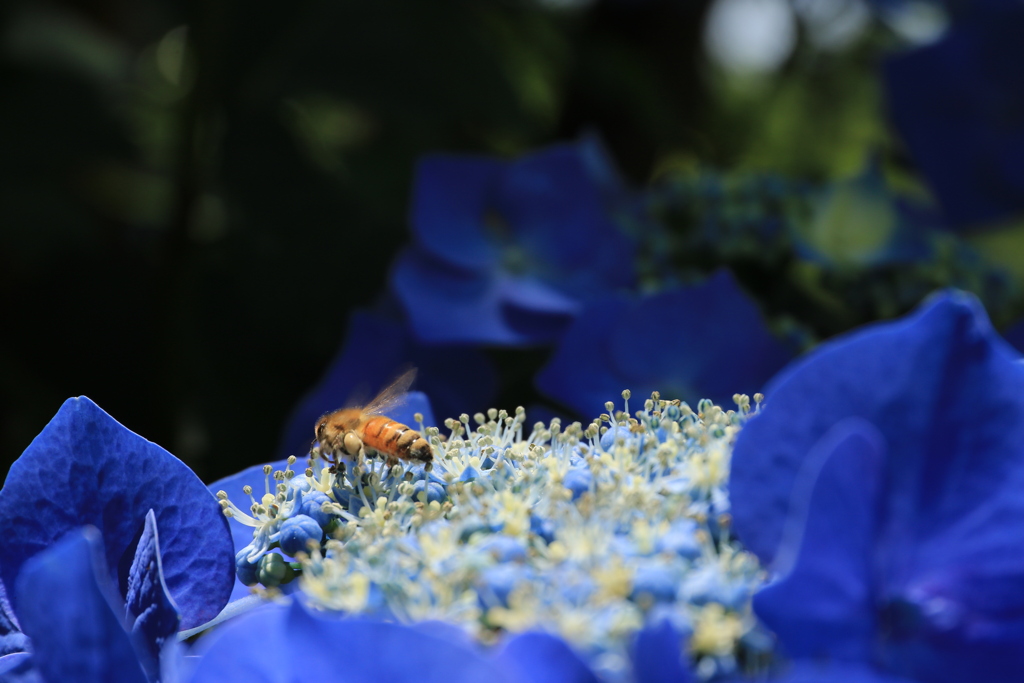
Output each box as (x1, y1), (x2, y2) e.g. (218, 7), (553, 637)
(219, 391), (768, 681)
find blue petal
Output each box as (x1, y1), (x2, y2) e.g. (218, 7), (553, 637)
(1000, 317), (1024, 356)
(190, 600), (515, 683)
(185, 602), (287, 683)
(495, 140), (636, 296)
(608, 270), (792, 401)
(731, 291), (1018, 563)
(497, 274), (582, 318)
(753, 419), (885, 663)
(15, 528), (147, 683)
(631, 618), (692, 683)
(732, 291), (1024, 681)
(535, 296), (629, 417)
(392, 247), (574, 345)
(770, 661), (919, 683)
(0, 652), (38, 682)
(0, 397), (234, 630)
(0, 582), (28, 658)
(411, 155), (505, 270)
(537, 269), (793, 417)
(125, 510), (180, 681)
(493, 631), (600, 683)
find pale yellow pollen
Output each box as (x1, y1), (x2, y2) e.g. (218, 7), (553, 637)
(690, 603), (744, 657)
(592, 560), (633, 603)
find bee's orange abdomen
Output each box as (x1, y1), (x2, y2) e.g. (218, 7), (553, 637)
(361, 416), (431, 463)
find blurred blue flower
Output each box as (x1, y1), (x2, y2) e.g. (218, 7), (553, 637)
(0, 397), (234, 631)
(883, 1), (1024, 227)
(276, 306), (495, 461)
(536, 268), (794, 417)
(731, 291), (1024, 683)
(391, 137), (640, 345)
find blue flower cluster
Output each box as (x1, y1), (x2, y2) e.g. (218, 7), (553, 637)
(224, 395), (765, 681)
(6, 290), (1024, 683)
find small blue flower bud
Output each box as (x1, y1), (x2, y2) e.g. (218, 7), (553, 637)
(412, 480), (447, 504)
(681, 566), (747, 609)
(298, 491), (333, 528)
(476, 535), (527, 563)
(631, 564), (680, 604)
(530, 514), (555, 544)
(289, 476), (312, 493)
(562, 467), (592, 500)
(600, 425), (634, 451)
(279, 514), (324, 556)
(656, 519), (701, 559)
(235, 549), (259, 586)
(477, 564), (530, 609)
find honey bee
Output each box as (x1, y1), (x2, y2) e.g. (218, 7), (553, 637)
(314, 369), (432, 468)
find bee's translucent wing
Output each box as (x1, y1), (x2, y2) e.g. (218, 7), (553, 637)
(363, 368), (417, 416)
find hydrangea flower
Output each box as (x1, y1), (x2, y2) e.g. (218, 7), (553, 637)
(218, 387), (768, 681)
(391, 136), (640, 345)
(731, 291), (1024, 682)
(535, 268), (794, 418)
(276, 306), (495, 462)
(0, 397), (235, 631)
(883, 1), (1024, 227)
